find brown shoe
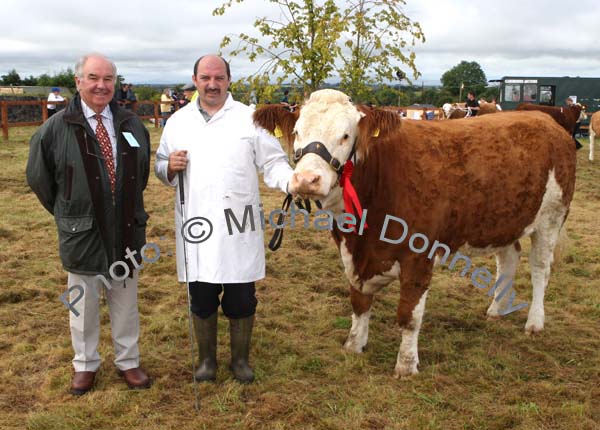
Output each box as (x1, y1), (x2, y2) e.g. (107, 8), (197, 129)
(116, 367), (152, 389)
(70, 371), (96, 396)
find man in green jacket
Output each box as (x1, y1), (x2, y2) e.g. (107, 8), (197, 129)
(26, 53), (152, 395)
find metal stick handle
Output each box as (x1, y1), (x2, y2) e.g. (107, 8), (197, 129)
(179, 170), (200, 411)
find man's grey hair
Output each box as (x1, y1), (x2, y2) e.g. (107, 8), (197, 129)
(75, 53), (117, 78)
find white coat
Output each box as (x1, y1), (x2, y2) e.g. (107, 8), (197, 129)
(155, 94), (293, 283)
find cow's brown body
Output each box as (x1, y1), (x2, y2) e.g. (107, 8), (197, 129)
(516, 103), (582, 135)
(254, 90), (576, 377)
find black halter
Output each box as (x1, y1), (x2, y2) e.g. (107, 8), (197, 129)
(268, 140), (355, 251)
(293, 140), (356, 176)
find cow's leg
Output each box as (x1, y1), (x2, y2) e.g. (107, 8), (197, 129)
(590, 126), (595, 161)
(486, 242), (521, 319)
(343, 288), (374, 353)
(525, 225), (562, 334)
(394, 258), (432, 377)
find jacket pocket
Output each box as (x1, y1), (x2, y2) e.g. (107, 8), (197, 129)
(134, 211), (150, 227)
(56, 215), (104, 272)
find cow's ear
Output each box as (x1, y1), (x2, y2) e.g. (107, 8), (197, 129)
(356, 106), (402, 153)
(253, 105), (299, 148)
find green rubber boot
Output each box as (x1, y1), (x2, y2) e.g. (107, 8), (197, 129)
(229, 315), (255, 383)
(192, 312), (218, 382)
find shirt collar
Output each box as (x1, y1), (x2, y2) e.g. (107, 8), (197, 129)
(81, 99), (113, 122)
(195, 92), (234, 120)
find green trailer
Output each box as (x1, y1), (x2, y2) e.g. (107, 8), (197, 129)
(497, 76), (600, 113)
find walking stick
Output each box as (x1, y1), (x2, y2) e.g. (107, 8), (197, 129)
(178, 170), (200, 411)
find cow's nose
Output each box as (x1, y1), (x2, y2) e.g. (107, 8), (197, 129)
(296, 171), (320, 184)
(291, 171), (321, 194)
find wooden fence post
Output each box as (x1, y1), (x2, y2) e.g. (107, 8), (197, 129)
(41, 100), (48, 123)
(153, 101), (159, 128)
(1, 102), (8, 140)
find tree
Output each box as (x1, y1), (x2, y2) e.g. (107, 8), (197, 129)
(214, 0), (343, 95)
(338, 0), (425, 102)
(440, 61), (487, 98)
(52, 69), (76, 90)
(213, 0), (424, 99)
(1, 69), (22, 85)
(21, 75), (38, 86)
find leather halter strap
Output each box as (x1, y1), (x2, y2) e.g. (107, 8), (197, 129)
(293, 141), (344, 175)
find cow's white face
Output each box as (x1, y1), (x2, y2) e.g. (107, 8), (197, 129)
(291, 89), (363, 200)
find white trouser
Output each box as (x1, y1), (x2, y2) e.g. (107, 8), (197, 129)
(67, 271), (140, 372)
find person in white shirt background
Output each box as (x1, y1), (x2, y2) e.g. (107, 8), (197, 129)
(47, 86), (64, 117)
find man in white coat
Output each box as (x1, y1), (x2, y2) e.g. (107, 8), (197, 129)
(155, 55), (296, 383)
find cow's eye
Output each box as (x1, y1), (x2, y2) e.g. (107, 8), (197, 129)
(343, 134), (349, 140)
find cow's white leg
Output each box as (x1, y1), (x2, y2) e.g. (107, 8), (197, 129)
(394, 290), (428, 378)
(524, 171), (568, 334)
(590, 126), (595, 161)
(343, 287), (374, 353)
(487, 242), (521, 319)
(526, 226), (562, 334)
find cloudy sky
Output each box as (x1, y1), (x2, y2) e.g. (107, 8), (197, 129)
(2, 0), (599, 85)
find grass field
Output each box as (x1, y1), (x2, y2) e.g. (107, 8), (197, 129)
(0, 125), (598, 430)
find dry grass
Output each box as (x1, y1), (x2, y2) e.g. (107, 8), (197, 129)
(0, 126), (599, 430)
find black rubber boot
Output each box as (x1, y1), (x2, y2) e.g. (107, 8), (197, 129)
(229, 315), (255, 383)
(192, 312), (218, 382)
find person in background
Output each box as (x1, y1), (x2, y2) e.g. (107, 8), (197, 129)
(27, 53), (152, 395)
(566, 97), (585, 149)
(126, 83), (137, 112)
(47, 87), (65, 118)
(116, 83), (137, 111)
(465, 91), (480, 117)
(182, 83), (196, 105)
(160, 88), (172, 127)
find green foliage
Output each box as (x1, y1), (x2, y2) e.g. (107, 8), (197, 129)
(1, 68), (76, 91)
(338, 0), (425, 102)
(214, 0), (424, 99)
(373, 85), (400, 106)
(215, 0), (343, 94)
(1, 69), (22, 85)
(441, 61), (487, 97)
(21, 75), (38, 86)
(134, 86), (160, 102)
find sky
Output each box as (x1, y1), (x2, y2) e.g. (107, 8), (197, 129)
(1, 0), (599, 86)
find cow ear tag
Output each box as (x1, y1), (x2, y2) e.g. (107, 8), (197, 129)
(372, 128), (380, 137)
(274, 125), (283, 138)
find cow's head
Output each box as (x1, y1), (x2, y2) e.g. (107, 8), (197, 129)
(254, 89), (401, 203)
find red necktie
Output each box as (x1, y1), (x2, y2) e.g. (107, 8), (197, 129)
(94, 114), (116, 193)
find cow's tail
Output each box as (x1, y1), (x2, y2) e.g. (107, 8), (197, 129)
(552, 225), (569, 267)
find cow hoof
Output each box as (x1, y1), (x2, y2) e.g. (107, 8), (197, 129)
(393, 363), (418, 378)
(343, 340), (365, 354)
(486, 302), (503, 319)
(486, 314), (501, 321)
(525, 323), (544, 335)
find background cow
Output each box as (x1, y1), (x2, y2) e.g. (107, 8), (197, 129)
(516, 103), (583, 149)
(442, 101), (498, 119)
(589, 111), (600, 161)
(255, 90), (576, 377)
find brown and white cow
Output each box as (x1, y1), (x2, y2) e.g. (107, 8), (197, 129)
(254, 89), (576, 377)
(516, 103), (582, 136)
(442, 101), (498, 119)
(589, 111), (600, 161)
